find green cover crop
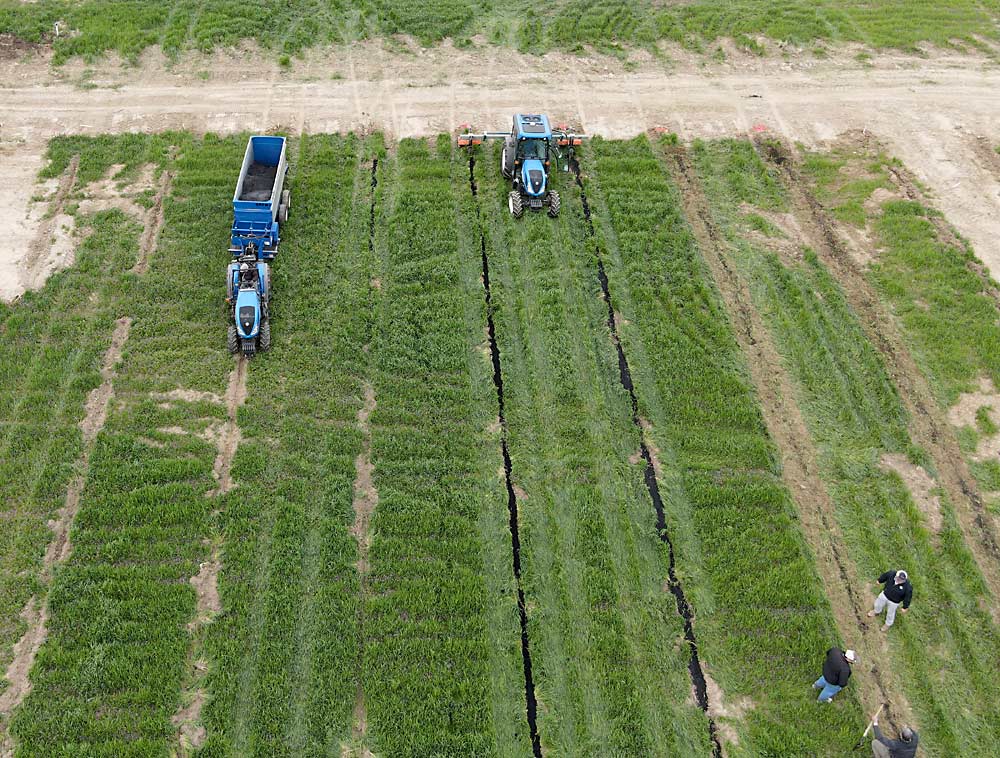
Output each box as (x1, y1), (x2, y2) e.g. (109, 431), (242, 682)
(582, 135), (860, 755)
(2, 0), (997, 63)
(463, 142), (709, 755)
(692, 137), (1000, 756)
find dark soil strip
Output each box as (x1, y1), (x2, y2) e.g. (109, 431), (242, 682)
(569, 158), (723, 758)
(666, 145), (900, 727)
(466, 155), (542, 758)
(366, 157), (379, 343)
(756, 138), (1000, 589)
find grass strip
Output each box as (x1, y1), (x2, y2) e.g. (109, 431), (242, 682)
(9, 132), (236, 756)
(582, 135), (860, 756)
(691, 136), (1000, 756)
(2, 0), (997, 63)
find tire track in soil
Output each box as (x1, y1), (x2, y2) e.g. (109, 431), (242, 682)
(663, 145), (906, 730)
(21, 154), (78, 292)
(756, 136), (1000, 605)
(345, 382), (377, 758)
(343, 157), (379, 758)
(132, 167), (173, 275)
(466, 155), (543, 758)
(173, 356), (247, 755)
(0, 316), (131, 756)
(569, 158), (723, 758)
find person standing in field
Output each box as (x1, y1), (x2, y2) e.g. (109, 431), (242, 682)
(813, 647), (857, 703)
(871, 712), (919, 758)
(868, 569), (913, 632)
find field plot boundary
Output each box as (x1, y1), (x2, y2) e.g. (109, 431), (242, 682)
(6, 126), (1000, 756)
(685, 133), (1000, 754)
(464, 153), (542, 756)
(569, 157), (724, 757)
(757, 136), (1000, 599)
(171, 356), (246, 754)
(661, 142), (905, 726)
(0, 315), (131, 750)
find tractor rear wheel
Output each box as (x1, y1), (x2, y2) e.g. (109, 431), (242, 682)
(548, 191), (561, 218)
(227, 325), (239, 354)
(508, 191), (524, 219)
(259, 320), (271, 352)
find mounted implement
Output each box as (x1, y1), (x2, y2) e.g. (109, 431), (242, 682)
(226, 135), (288, 356)
(459, 114), (584, 218)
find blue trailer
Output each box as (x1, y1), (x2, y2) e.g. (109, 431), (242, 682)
(226, 136), (288, 357)
(230, 136), (289, 260)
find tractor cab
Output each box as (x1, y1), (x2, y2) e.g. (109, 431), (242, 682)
(503, 114), (554, 207)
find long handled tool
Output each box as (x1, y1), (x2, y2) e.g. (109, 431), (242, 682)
(853, 703), (885, 751)
(863, 704), (885, 738)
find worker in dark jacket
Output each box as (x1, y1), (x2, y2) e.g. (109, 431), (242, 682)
(812, 647), (856, 702)
(868, 569), (913, 632)
(871, 712), (918, 758)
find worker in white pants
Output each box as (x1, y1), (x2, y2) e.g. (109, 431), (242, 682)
(868, 569), (913, 632)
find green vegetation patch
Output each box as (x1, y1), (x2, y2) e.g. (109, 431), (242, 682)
(468, 142), (708, 754)
(7, 132), (237, 754)
(585, 135), (858, 756)
(362, 136), (519, 756)
(2, 0), (998, 63)
(692, 136), (1000, 756)
(804, 139), (1000, 503)
(198, 133), (371, 756)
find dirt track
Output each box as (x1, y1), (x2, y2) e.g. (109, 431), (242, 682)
(1, 44), (999, 298)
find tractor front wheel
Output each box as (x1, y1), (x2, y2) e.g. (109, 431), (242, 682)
(548, 191), (561, 218)
(227, 325), (239, 354)
(508, 191), (524, 219)
(259, 319), (271, 352)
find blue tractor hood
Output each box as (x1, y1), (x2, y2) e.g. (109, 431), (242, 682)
(521, 159), (547, 197)
(235, 288), (261, 338)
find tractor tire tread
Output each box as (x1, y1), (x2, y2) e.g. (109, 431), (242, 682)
(259, 320), (271, 352)
(548, 191), (561, 218)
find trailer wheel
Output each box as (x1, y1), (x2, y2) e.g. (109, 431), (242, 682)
(259, 320), (271, 352)
(508, 191), (524, 219)
(548, 191), (561, 218)
(227, 325), (239, 354)
(280, 189), (290, 222)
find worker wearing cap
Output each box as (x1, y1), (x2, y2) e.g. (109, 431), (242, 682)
(813, 647), (857, 702)
(871, 712), (919, 758)
(868, 570), (913, 632)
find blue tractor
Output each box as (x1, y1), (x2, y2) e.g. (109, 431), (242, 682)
(227, 248), (271, 356)
(459, 114), (584, 218)
(226, 136), (288, 356)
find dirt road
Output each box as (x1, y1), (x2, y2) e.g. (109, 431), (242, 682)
(2, 43), (999, 299)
